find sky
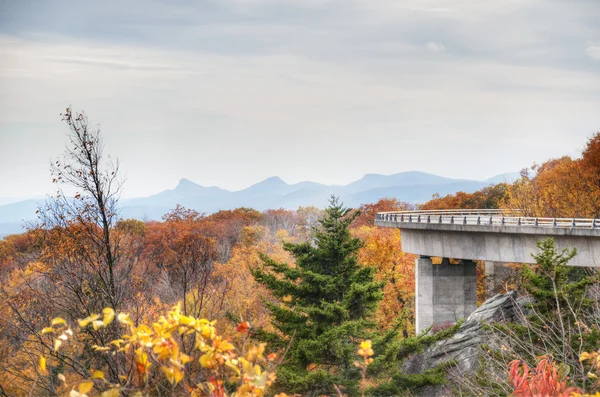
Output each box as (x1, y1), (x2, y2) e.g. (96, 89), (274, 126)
(0, 0), (599, 199)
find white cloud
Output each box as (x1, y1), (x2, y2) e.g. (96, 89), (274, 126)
(1, 0), (600, 197)
(426, 41), (446, 52)
(586, 43), (600, 61)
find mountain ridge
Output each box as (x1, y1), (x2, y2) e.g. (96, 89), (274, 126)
(0, 171), (519, 237)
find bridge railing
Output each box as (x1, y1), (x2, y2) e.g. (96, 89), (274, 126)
(375, 210), (600, 229)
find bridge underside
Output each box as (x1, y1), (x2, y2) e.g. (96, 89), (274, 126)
(401, 227), (600, 267)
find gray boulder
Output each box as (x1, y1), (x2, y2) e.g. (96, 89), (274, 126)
(402, 291), (522, 396)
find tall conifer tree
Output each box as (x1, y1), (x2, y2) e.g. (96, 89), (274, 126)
(251, 197), (384, 395)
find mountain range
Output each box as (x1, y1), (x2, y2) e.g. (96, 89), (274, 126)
(0, 171), (520, 237)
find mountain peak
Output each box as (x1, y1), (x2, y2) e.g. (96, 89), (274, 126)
(485, 172), (520, 184)
(245, 176), (288, 189)
(235, 176), (290, 196)
(362, 173), (383, 178)
(261, 176), (286, 185)
(176, 178), (200, 190)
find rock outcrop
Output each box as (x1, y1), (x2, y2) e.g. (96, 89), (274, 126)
(403, 291), (522, 396)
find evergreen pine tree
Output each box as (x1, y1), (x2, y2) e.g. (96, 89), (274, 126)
(518, 238), (600, 364)
(521, 238), (589, 318)
(471, 238), (600, 394)
(251, 197), (384, 396)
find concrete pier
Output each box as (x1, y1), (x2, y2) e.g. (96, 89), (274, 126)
(485, 261), (513, 295)
(416, 256), (477, 333)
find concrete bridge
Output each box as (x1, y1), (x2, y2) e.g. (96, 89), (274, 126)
(375, 209), (600, 333)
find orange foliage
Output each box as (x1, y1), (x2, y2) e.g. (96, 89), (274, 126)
(144, 206), (219, 318)
(0, 231), (40, 274)
(582, 132), (600, 174)
(352, 225), (416, 333)
(420, 183), (509, 211)
(203, 208), (263, 261)
(352, 198), (413, 228)
(213, 226), (294, 337)
(509, 357), (580, 397)
(505, 131), (600, 218)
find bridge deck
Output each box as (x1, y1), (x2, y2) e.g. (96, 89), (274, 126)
(375, 210), (600, 266)
(375, 210), (600, 237)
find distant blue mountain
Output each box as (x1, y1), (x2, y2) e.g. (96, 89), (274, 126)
(0, 171), (516, 238)
(344, 171), (463, 193)
(0, 199), (41, 224)
(485, 172), (521, 184)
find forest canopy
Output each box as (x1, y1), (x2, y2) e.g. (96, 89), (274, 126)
(1, 110), (599, 396)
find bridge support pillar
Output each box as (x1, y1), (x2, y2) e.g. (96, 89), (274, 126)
(416, 256), (477, 333)
(485, 261), (512, 296)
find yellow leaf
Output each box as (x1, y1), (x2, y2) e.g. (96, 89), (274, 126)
(54, 339), (62, 352)
(360, 340), (372, 350)
(199, 353), (214, 368)
(225, 360), (241, 376)
(180, 353), (191, 365)
(101, 389), (120, 397)
(41, 327), (54, 334)
(91, 370), (104, 379)
(79, 314), (101, 328)
(117, 313), (132, 325)
(92, 320), (104, 330)
(92, 345), (111, 352)
(52, 318), (66, 326)
(103, 308), (115, 326)
(580, 352), (592, 362)
(201, 326), (212, 338)
(358, 340), (374, 357)
(161, 366), (184, 384)
(79, 381), (94, 394)
(179, 315), (195, 326)
(39, 356), (46, 372)
(217, 341), (234, 352)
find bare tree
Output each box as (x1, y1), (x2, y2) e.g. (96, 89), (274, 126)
(0, 108), (145, 391)
(41, 108), (127, 308)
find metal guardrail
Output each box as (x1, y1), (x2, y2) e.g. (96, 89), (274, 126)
(375, 209), (600, 229)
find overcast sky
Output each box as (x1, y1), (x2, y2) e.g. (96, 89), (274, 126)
(0, 0), (599, 198)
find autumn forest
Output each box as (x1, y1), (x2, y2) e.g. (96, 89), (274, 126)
(1, 110), (600, 397)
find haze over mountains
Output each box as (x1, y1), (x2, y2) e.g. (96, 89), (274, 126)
(0, 171), (519, 237)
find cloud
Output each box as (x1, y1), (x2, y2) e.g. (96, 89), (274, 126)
(426, 41), (446, 52)
(0, 0), (600, 197)
(586, 43), (600, 61)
